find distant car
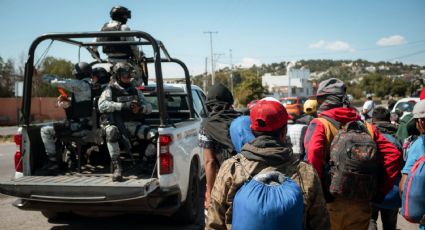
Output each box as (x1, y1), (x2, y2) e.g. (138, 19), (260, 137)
(391, 97), (420, 119)
(280, 97), (307, 116)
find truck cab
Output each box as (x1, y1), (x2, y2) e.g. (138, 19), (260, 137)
(0, 30), (206, 224)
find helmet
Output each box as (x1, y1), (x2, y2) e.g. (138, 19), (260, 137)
(92, 67), (109, 85)
(112, 62), (132, 87)
(303, 99), (318, 115)
(72, 62), (92, 80)
(110, 5), (131, 23)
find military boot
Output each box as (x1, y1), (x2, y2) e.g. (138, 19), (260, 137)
(111, 156), (123, 182)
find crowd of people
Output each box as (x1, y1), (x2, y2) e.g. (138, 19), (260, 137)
(35, 5), (424, 229)
(201, 79), (424, 230)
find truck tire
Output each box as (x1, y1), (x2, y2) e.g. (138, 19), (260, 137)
(41, 210), (66, 221)
(173, 162), (200, 224)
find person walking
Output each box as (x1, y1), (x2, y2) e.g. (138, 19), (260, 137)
(198, 83), (240, 210)
(206, 99), (330, 229)
(304, 78), (402, 230)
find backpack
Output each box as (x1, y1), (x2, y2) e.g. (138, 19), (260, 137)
(401, 155), (425, 223)
(372, 133), (402, 209)
(232, 159), (304, 230)
(229, 115), (255, 153)
(318, 116), (380, 200)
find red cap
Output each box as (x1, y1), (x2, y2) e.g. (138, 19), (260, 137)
(250, 100), (289, 132)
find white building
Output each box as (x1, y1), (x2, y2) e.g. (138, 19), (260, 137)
(262, 68), (313, 98)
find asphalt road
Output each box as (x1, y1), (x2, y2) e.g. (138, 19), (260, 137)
(0, 143), (205, 230)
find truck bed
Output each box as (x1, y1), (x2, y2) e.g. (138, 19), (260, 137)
(0, 175), (159, 203)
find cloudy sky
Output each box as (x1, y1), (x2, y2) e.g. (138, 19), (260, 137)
(1, 0), (424, 77)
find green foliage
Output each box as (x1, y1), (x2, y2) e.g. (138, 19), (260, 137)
(234, 69), (266, 106)
(0, 57), (16, 97)
(32, 56), (74, 97)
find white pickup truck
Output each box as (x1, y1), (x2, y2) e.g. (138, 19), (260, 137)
(0, 31), (207, 224)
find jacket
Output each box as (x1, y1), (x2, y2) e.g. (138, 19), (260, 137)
(206, 135), (330, 230)
(304, 107), (402, 195)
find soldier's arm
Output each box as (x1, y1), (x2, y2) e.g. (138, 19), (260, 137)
(121, 24), (140, 59)
(98, 88), (124, 113)
(50, 78), (82, 93)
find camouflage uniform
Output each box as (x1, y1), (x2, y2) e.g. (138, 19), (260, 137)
(98, 81), (153, 159)
(40, 77), (92, 161)
(206, 136), (330, 230)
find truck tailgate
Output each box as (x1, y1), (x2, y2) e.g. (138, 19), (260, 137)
(0, 175), (159, 203)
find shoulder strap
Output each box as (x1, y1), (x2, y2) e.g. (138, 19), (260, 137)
(365, 122), (375, 140)
(317, 116), (339, 145)
(233, 155), (253, 181)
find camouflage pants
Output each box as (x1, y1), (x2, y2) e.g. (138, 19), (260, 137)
(327, 198), (371, 230)
(40, 123), (90, 158)
(103, 121), (151, 158)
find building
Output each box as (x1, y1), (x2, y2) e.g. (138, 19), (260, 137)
(262, 67), (313, 98)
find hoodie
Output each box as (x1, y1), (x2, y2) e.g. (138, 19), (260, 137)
(304, 107), (402, 195)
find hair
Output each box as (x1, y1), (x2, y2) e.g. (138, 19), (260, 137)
(252, 125), (287, 138)
(372, 106), (391, 122)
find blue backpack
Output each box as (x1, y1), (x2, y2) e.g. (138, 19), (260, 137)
(230, 116), (255, 153)
(232, 170), (304, 230)
(401, 155), (425, 223)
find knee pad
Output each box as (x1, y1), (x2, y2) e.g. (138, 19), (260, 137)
(105, 126), (120, 142)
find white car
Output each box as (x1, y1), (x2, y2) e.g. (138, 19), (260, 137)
(391, 97), (420, 119)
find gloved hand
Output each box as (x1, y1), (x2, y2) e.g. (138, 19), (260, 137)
(122, 101), (133, 110)
(130, 100), (141, 114)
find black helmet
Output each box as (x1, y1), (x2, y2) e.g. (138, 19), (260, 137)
(110, 5), (131, 23)
(92, 67), (109, 85)
(72, 62), (92, 80)
(113, 62), (132, 87)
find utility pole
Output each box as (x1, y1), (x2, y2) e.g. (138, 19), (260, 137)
(229, 49), (234, 95)
(204, 57), (208, 92)
(204, 31), (218, 85)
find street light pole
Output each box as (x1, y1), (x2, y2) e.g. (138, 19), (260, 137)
(204, 31), (218, 85)
(230, 49), (233, 95)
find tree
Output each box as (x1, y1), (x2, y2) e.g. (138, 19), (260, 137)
(32, 56), (74, 97)
(234, 70), (266, 106)
(0, 57), (16, 97)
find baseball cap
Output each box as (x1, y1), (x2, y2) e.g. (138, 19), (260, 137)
(412, 100), (425, 118)
(316, 78), (346, 97)
(303, 99), (318, 115)
(250, 99), (289, 132)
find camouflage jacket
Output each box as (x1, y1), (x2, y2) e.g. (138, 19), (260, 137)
(206, 135), (330, 230)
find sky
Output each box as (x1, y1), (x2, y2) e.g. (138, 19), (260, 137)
(1, 0), (425, 77)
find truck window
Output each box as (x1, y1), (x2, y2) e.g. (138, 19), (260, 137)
(192, 90), (207, 118)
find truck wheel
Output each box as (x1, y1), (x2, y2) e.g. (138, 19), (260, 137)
(173, 162), (200, 224)
(41, 210), (65, 221)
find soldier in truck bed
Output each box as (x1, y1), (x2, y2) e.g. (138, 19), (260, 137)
(39, 62), (94, 175)
(98, 62), (155, 182)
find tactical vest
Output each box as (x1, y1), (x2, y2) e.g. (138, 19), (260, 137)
(109, 85), (139, 122)
(65, 80), (93, 121)
(99, 22), (133, 59)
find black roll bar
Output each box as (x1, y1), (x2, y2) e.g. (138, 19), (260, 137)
(22, 31), (192, 127)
